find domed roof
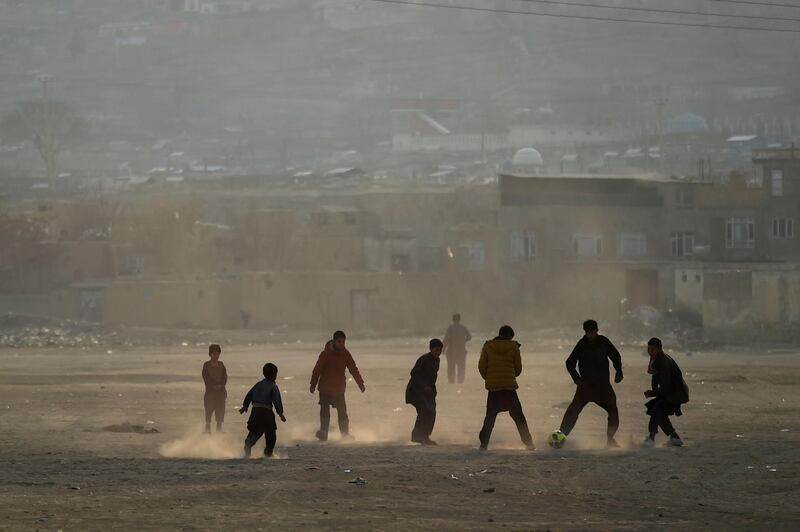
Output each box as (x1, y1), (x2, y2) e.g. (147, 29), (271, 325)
(666, 113), (708, 135)
(512, 147), (544, 167)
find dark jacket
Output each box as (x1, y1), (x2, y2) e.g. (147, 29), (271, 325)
(310, 341), (364, 397)
(566, 335), (622, 384)
(202, 361), (228, 397)
(405, 352), (440, 407)
(242, 378), (284, 416)
(651, 352), (689, 405)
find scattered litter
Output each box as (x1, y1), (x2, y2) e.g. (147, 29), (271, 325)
(450, 474), (460, 480)
(67, 486), (80, 490)
(704, 402), (713, 406)
(343, 469), (352, 473)
(306, 466), (319, 470)
(348, 477), (367, 485)
(483, 488), (495, 493)
(768, 468), (777, 472)
(106, 350), (113, 355)
(102, 421), (159, 434)
(146, 420), (155, 425)
(181, 342), (189, 347)
(735, 434), (744, 438)
(780, 429), (790, 432)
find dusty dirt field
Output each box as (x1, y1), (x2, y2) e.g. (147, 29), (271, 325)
(1, 338), (799, 531)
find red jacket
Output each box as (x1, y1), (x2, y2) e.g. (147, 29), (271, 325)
(310, 341), (364, 396)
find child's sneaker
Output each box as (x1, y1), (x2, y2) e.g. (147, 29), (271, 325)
(607, 437), (621, 449)
(641, 438), (656, 448)
(243, 444), (252, 458)
(667, 434), (684, 447)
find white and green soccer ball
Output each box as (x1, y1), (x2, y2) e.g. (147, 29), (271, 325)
(547, 430), (567, 449)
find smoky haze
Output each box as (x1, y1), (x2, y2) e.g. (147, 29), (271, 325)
(1, 1), (799, 178)
(1, 1), (800, 341)
(3, 3), (800, 530)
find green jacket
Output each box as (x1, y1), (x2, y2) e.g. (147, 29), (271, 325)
(478, 337), (522, 391)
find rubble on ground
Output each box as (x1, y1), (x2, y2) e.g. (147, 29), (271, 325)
(0, 313), (121, 349)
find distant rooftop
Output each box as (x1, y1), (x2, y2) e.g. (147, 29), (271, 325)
(726, 135), (758, 143)
(498, 172), (710, 184)
(752, 147), (800, 161)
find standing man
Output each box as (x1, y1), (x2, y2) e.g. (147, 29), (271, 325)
(557, 319), (623, 448)
(443, 313), (472, 384)
(642, 337), (689, 447)
(478, 325), (535, 451)
(310, 330), (365, 442)
(405, 338), (442, 445)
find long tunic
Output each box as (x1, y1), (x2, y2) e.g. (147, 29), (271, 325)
(405, 352), (440, 408)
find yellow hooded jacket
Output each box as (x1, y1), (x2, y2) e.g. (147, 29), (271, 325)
(478, 338), (522, 391)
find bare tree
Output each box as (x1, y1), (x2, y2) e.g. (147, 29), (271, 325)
(1, 99), (88, 185)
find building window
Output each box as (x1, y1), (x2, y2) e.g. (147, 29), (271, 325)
(459, 241), (485, 271)
(573, 233), (602, 258)
(616, 233), (647, 258)
(675, 187), (694, 207)
(771, 169), (784, 196)
(510, 230), (536, 262)
(670, 231), (695, 257)
(726, 217), (755, 249)
(749, 165), (764, 188)
(391, 254), (411, 272)
(772, 218), (794, 239)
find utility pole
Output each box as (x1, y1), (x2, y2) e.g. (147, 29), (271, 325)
(37, 74), (54, 186)
(654, 95), (669, 176)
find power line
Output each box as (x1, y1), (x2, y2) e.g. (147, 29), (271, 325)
(366, 0), (800, 32)
(712, 0), (800, 8)
(516, 0), (800, 23)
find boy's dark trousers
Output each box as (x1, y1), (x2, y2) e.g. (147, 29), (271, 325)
(244, 407), (277, 457)
(559, 381), (619, 439)
(411, 401), (436, 442)
(479, 390), (533, 448)
(647, 397), (676, 437)
(319, 394), (349, 438)
(204, 391), (226, 427)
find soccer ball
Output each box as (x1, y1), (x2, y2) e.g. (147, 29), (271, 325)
(547, 430), (567, 449)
